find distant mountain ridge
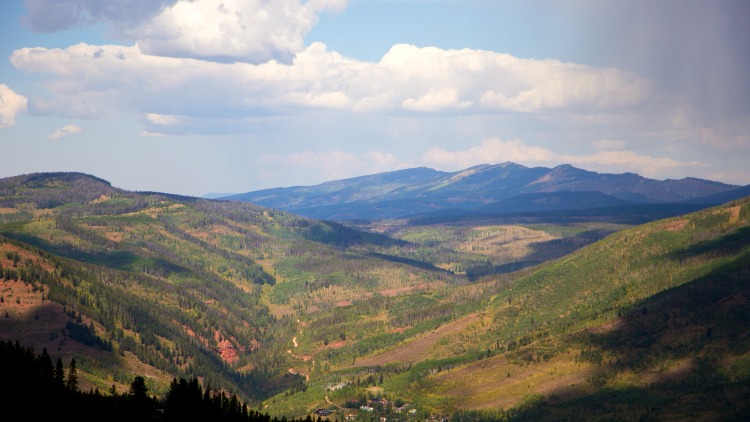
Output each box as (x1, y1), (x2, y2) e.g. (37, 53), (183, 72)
(3, 171), (750, 420)
(223, 162), (742, 220)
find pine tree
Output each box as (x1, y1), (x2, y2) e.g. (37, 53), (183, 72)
(66, 358), (78, 392)
(129, 375), (148, 400)
(54, 357), (65, 389)
(128, 376), (153, 420)
(38, 348), (54, 388)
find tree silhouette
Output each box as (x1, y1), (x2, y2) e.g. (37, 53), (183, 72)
(66, 358), (78, 392)
(128, 375), (154, 420)
(53, 357), (65, 389)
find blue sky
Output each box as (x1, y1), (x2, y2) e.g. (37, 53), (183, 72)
(1, 0), (749, 197)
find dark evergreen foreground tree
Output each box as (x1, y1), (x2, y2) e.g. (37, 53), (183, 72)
(0, 340), (315, 422)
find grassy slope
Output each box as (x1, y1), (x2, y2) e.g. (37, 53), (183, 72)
(264, 197), (750, 421)
(418, 198), (750, 419)
(0, 173), (462, 406)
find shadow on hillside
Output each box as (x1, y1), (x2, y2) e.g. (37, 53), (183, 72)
(529, 255), (750, 420)
(466, 228), (615, 281)
(670, 226), (750, 262)
(479, 247), (750, 420)
(2, 231), (141, 271)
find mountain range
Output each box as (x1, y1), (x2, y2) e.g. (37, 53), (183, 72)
(222, 162), (746, 220)
(1, 171), (749, 421)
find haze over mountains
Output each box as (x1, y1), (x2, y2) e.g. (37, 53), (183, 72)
(222, 163), (745, 220)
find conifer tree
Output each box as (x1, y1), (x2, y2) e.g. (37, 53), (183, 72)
(54, 357), (65, 389)
(66, 358), (78, 391)
(38, 348), (54, 388)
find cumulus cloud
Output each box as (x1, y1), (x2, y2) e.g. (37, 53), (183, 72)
(23, 0), (350, 64)
(10, 42), (656, 124)
(421, 137), (704, 179)
(0, 84), (28, 128)
(402, 88), (471, 112)
(49, 124), (82, 140)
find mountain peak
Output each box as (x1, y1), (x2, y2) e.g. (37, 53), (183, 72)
(449, 164), (494, 181)
(223, 163), (738, 220)
(498, 161), (526, 168)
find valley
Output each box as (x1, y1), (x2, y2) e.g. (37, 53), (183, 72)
(1, 171), (749, 421)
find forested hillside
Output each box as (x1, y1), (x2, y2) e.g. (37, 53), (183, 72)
(0, 172), (465, 406)
(262, 195), (750, 421)
(1, 172), (749, 421)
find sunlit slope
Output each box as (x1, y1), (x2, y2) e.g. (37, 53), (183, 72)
(264, 196), (750, 420)
(419, 196), (750, 418)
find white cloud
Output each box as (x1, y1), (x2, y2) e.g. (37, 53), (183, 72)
(305, 0), (348, 13)
(0, 84), (28, 128)
(129, 0), (349, 64)
(421, 137), (705, 179)
(11, 42), (657, 125)
(422, 138), (556, 170)
(145, 113), (182, 126)
(258, 150), (410, 185)
(283, 91), (352, 109)
(49, 124), (82, 140)
(402, 88), (471, 112)
(686, 116), (750, 150)
(22, 0), (349, 64)
(478, 63), (652, 112)
(560, 150), (705, 177)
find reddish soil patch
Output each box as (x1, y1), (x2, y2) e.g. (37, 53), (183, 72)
(336, 300), (353, 307)
(379, 284), (427, 297)
(661, 219), (688, 232)
(99, 230), (123, 242)
(190, 231), (210, 239)
(181, 324), (210, 348)
(211, 226), (233, 235)
(1, 245), (56, 273)
(214, 330), (242, 365)
(318, 339), (347, 351)
(215, 339), (238, 364)
(728, 205), (742, 224)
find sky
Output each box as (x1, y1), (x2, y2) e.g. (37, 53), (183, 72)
(1, 0), (749, 197)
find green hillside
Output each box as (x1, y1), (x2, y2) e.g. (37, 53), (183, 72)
(263, 196), (750, 421)
(1, 172), (749, 421)
(0, 172), (461, 406)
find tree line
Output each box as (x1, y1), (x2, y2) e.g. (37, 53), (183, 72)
(0, 339), (322, 422)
